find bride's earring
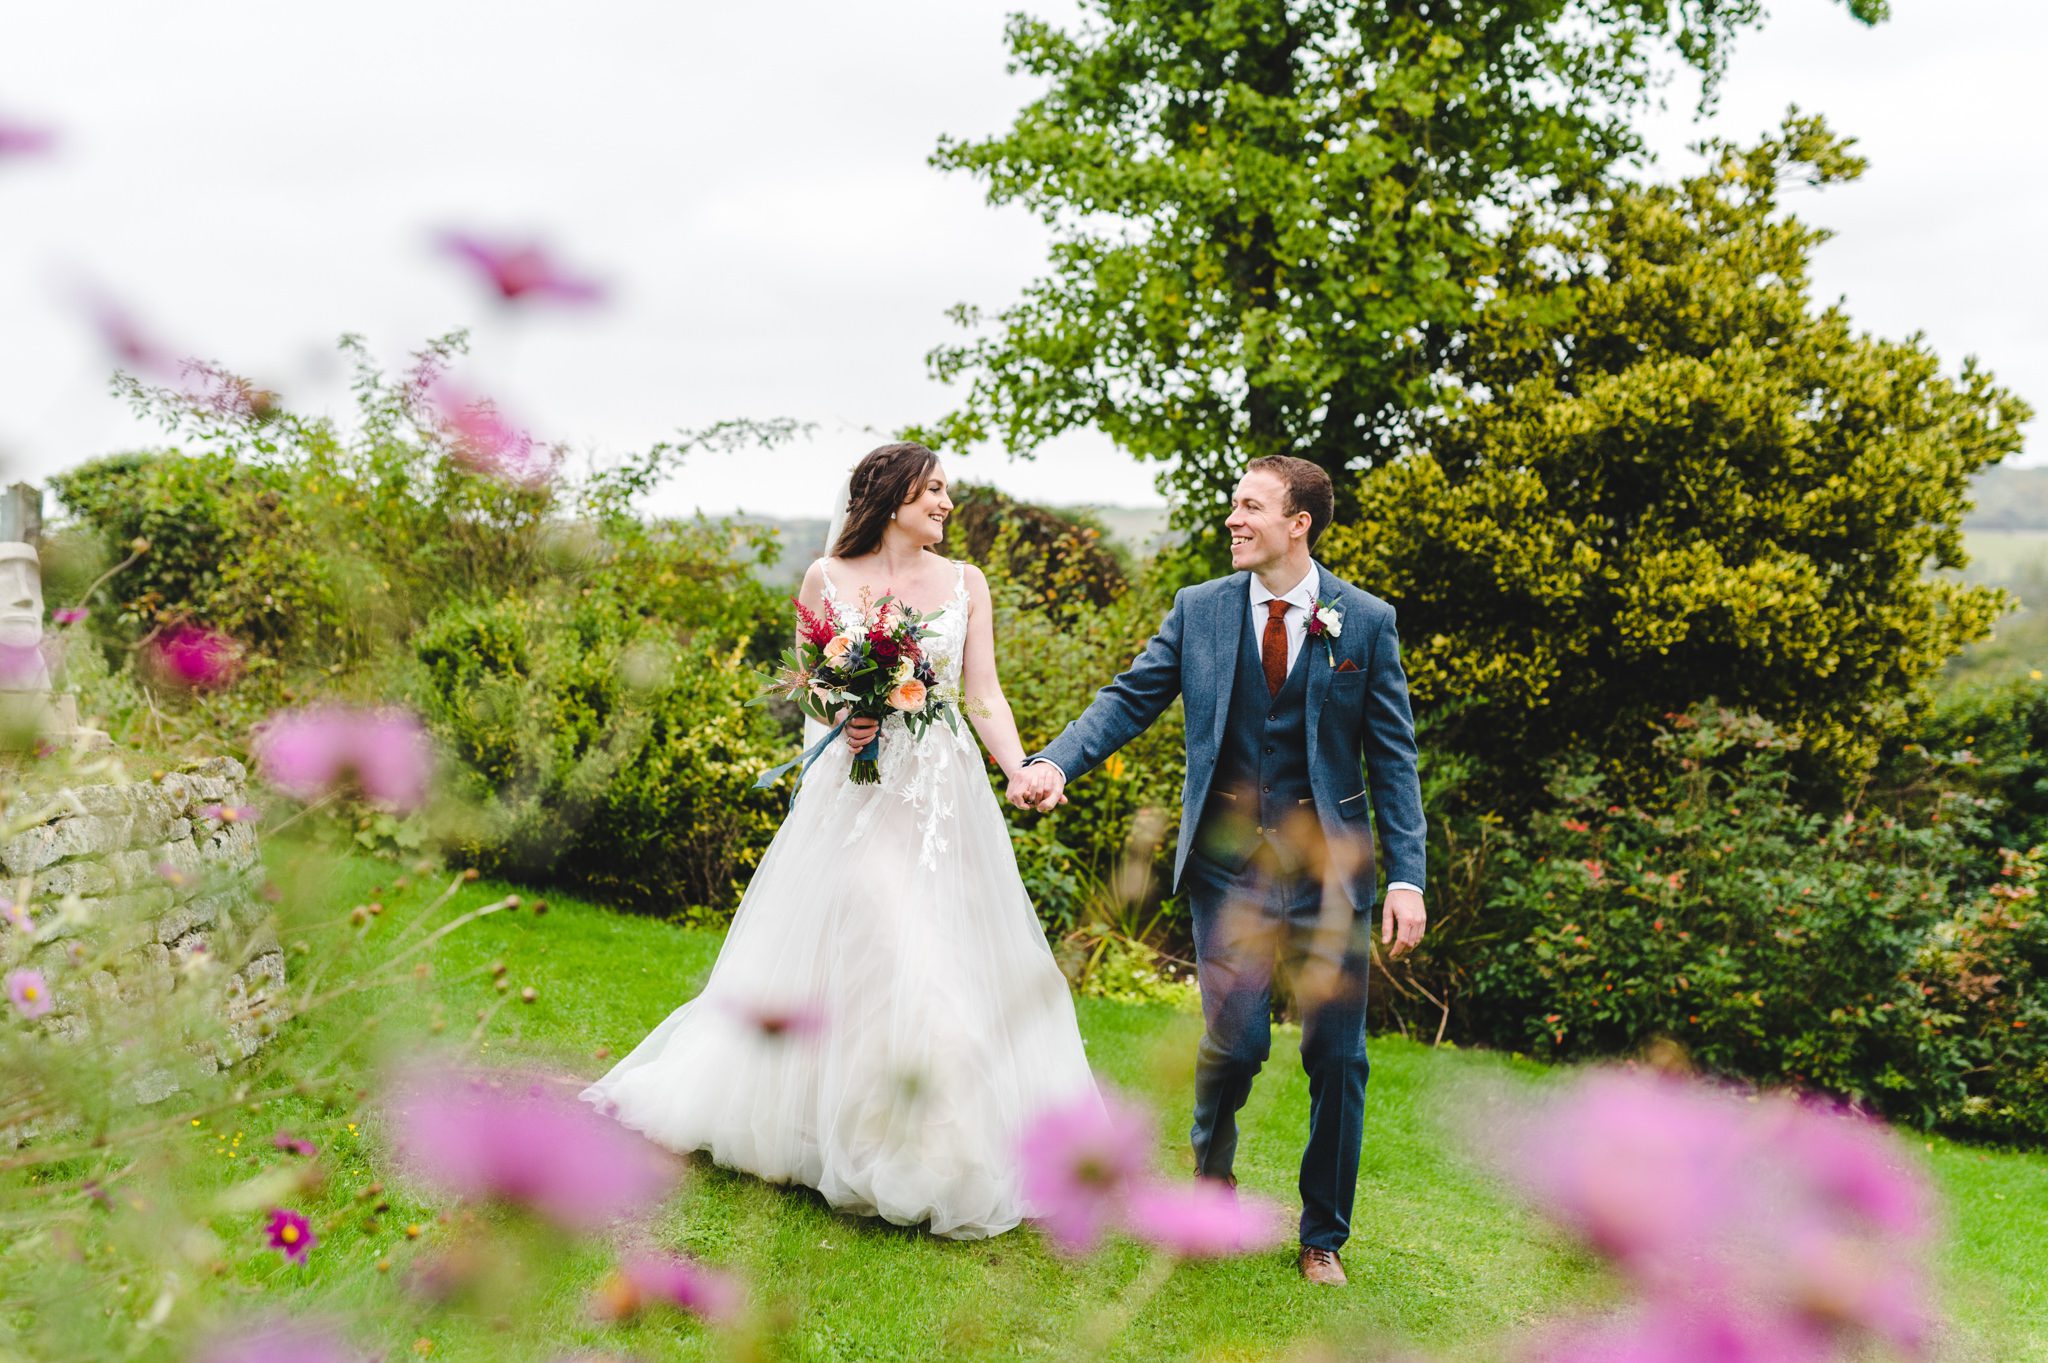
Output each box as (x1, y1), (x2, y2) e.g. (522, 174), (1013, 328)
(890, 512), (897, 520)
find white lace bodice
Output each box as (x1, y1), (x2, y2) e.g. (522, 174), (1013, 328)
(809, 560), (977, 869)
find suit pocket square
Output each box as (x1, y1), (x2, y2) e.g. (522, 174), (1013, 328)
(1335, 659), (1360, 673)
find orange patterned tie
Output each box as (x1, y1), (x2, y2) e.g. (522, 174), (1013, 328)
(1262, 598), (1290, 696)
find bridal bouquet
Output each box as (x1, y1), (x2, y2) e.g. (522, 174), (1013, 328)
(753, 589), (960, 787)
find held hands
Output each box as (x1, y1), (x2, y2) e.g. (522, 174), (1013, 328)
(1006, 762), (1067, 812)
(1381, 886), (1427, 958)
(842, 716), (880, 756)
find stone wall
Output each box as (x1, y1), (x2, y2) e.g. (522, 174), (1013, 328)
(3, 758), (280, 1088)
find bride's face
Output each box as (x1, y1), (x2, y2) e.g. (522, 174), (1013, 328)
(898, 464), (953, 546)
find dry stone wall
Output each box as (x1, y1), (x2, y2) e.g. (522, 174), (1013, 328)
(3, 758), (280, 1092)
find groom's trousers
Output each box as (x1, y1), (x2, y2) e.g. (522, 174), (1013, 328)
(1183, 841), (1372, 1252)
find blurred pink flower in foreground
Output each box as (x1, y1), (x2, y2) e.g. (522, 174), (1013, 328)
(271, 1131), (316, 1157)
(1124, 1178), (1289, 1258)
(1018, 1091), (1156, 1255)
(263, 1207), (316, 1264)
(437, 231), (605, 304)
(385, 1062), (677, 1231)
(0, 641), (45, 687)
(252, 705), (434, 812)
(427, 379), (555, 488)
(148, 623), (239, 689)
(1484, 1067), (1938, 1359)
(76, 288), (182, 379)
(194, 1317), (356, 1363)
(0, 121), (55, 158)
(591, 1250), (745, 1325)
(200, 802), (259, 823)
(1523, 1301), (1833, 1363)
(723, 996), (827, 1041)
(7, 969), (51, 1019)
(50, 606), (87, 625)
(2, 899), (31, 935)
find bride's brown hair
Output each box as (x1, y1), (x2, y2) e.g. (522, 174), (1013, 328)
(831, 442), (940, 559)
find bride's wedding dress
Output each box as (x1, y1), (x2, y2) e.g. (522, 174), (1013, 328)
(581, 561), (1097, 1239)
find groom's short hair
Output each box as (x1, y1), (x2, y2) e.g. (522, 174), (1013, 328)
(1247, 456), (1334, 548)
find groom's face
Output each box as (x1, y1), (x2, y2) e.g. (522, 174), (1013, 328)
(1227, 469), (1302, 573)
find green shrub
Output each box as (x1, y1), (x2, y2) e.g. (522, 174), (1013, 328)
(1471, 704), (2048, 1140)
(411, 587), (789, 915)
(978, 572), (1190, 937)
(49, 449), (340, 654)
(1875, 676), (2048, 870)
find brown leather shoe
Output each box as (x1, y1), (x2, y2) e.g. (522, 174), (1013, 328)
(1298, 1246), (1347, 1286)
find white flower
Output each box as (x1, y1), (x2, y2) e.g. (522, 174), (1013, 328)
(1319, 606), (1343, 638)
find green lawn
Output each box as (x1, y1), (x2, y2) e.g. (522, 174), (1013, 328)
(168, 854), (2048, 1362)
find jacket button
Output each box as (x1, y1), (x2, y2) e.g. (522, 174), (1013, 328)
(1264, 745), (1274, 755)
(1262, 785), (1271, 794)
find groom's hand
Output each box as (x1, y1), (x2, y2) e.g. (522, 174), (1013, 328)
(1382, 887), (1427, 958)
(1007, 762), (1067, 812)
(843, 716), (880, 755)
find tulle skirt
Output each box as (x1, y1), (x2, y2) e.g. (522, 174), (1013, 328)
(580, 716), (1098, 1239)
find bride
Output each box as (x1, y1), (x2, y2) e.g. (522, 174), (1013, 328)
(581, 441), (1099, 1239)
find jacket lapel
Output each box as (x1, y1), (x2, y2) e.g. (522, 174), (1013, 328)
(1206, 573), (1247, 758)
(1303, 561), (1336, 755)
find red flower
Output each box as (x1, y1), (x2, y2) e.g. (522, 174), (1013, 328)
(791, 597), (836, 647)
(868, 633), (901, 663)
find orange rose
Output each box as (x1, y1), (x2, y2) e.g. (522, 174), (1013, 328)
(887, 678), (928, 712)
(823, 634), (852, 664)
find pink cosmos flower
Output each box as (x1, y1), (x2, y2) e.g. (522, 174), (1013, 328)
(724, 996), (827, 1041)
(1, 899), (31, 936)
(156, 861), (193, 889)
(272, 1131), (316, 1157)
(148, 623), (239, 688)
(75, 288), (182, 379)
(51, 606), (87, 625)
(1484, 1068), (1939, 1353)
(386, 1062), (677, 1231)
(7, 969), (51, 1019)
(0, 121), (55, 158)
(0, 641), (45, 687)
(263, 1207), (317, 1264)
(252, 705), (434, 812)
(1123, 1179), (1289, 1259)
(426, 379), (555, 487)
(193, 1318), (356, 1363)
(593, 1251), (744, 1324)
(1017, 1090), (1155, 1255)
(1522, 1301), (1833, 1363)
(200, 803), (259, 823)
(437, 231), (605, 304)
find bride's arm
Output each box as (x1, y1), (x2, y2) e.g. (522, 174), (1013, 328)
(957, 564), (1029, 781)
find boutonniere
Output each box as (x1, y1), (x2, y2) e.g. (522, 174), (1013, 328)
(1305, 597), (1343, 664)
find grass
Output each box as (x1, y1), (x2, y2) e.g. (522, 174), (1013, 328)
(153, 852), (2048, 1362)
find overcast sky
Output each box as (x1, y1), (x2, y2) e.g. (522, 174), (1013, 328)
(2, 1), (2042, 523)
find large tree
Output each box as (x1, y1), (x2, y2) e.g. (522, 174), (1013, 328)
(1318, 117), (2029, 798)
(922, 0), (1885, 542)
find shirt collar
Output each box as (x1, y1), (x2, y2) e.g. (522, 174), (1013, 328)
(1248, 565), (1319, 611)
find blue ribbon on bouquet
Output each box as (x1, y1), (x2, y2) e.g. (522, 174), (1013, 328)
(753, 716), (849, 792)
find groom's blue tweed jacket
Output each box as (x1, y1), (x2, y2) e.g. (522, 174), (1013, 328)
(1034, 562), (1426, 912)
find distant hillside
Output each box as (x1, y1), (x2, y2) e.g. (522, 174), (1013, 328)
(1966, 466), (2048, 530)
(711, 502), (1174, 590)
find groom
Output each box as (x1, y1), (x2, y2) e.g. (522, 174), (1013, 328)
(1008, 456), (1426, 1286)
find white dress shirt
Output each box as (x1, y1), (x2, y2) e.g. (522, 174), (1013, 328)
(1249, 569), (1420, 899)
(1247, 566), (1319, 676)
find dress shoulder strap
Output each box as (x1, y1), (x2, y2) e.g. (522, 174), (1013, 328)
(818, 558), (844, 606)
